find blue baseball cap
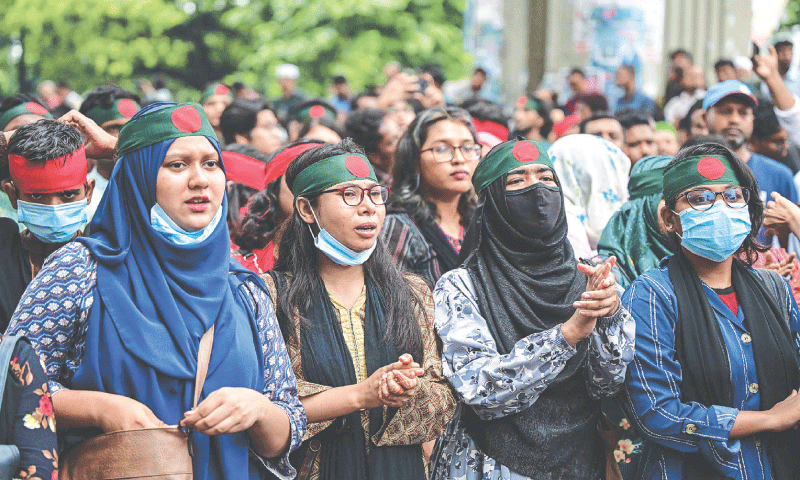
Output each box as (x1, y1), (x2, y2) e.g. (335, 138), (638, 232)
(703, 80), (758, 110)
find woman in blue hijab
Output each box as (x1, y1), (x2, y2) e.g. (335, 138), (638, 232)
(6, 103), (306, 479)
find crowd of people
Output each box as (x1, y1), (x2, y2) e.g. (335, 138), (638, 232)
(1, 36), (800, 480)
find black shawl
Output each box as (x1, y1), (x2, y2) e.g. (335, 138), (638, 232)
(417, 219), (460, 275)
(274, 273), (425, 480)
(457, 174), (604, 478)
(669, 251), (800, 479)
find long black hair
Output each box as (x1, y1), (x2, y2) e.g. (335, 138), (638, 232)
(663, 142), (767, 265)
(233, 139), (323, 252)
(388, 106), (477, 226)
(274, 138), (425, 363)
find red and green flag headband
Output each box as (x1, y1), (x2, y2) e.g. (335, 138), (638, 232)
(0, 102), (52, 130)
(516, 95), (540, 112)
(472, 139), (552, 193)
(295, 104), (336, 123)
(116, 103), (218, 157)
(84, 98), (141, 126)
(221, 151), (268, 191)
(662, 155), (741, 200)
(199, 84), (233, 104)
(9, 145), (88, 193)
(291, 153), (377, 198)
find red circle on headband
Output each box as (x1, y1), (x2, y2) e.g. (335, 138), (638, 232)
(309, 105), (326, 118)
(512, 141), (540, 162)
(171, 106), (203, 133)
(25, 102), (48, 115)
(214, 84), (229, 96)
(117, 99), (139, 118)
(516, 96), (527, 107)
(697, 156), (725, 180)
(345, 155), (370, 178)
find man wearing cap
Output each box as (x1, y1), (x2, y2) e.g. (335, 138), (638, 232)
(272, 63), (306, 123)
(704, 79), (798, 211)
(79, 84), (142, 220)
(199, 82), (234, 142)
(0, 120), (93, 329)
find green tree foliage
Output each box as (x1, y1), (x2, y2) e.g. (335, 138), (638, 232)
(1, 0), (470, 99)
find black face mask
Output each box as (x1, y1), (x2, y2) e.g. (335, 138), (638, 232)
(506, 183), (562, 238)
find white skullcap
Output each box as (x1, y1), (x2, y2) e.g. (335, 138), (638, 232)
(276, 64), (300, 80)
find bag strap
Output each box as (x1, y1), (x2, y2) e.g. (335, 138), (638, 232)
(0, 336), (23, 403)
(193, 326), (215, 409)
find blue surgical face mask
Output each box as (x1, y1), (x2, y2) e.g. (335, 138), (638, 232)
(150, 202), (222, 245)
(308, 208), (376, 266)
(17, 199), (88, 244)
(676, 201), (751, 262)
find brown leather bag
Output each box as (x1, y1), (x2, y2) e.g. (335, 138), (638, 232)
(59, 325), (215, 480)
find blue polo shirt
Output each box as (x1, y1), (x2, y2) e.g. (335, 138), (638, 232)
(748, 152), (798, 204)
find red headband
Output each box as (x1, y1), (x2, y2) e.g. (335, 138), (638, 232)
(473, 119), (509, 147)
(9, 145), (88, 193)
(263, 143), (321, 187)
(221, 151), (268, 191)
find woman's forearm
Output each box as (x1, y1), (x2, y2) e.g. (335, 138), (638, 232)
(52, 390), (116, 430)
(729, 410), (775, 439)
(248, 400), (293, 458)
(301, 384), (363, 423)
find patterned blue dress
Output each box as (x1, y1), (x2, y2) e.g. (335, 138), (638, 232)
(430, 268), (636, 479)
(5, 242), (306, 479)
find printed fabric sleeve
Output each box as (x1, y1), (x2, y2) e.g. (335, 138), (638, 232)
(621, 274), (741, 471)
(433, 269), (579, 421)
(585, 301), (635, 399)
(372, 275), (457, 446)
(6, 338), (58, 480)
(243, 280), (306, 480)
(5, 242), (96, 396)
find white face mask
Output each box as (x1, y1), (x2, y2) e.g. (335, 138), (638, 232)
(150, 203), (222, 245)
(308, 207), (376, 266)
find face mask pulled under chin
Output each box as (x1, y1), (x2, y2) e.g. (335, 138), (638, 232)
(308, 207), (376, 266)
(505, 182), (563, 238)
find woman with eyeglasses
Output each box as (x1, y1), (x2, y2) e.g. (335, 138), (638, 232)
(263, 139), (456, 480)
(621, 143), (800, 480)
(383, 106), (482, 287)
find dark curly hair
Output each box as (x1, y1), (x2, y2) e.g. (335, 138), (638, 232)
(388, 106), (477, 226)
(663, 142), (767, 265)
(274, 138), (425, 363)
(3, 119), (83, 182)
(79, 84), (141, 115)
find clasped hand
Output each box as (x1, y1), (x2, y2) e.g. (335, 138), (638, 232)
(561, 256), (620, 346)
(360, 354), (424, 409)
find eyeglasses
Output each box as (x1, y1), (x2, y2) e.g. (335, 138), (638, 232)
(318, 185), (390, 206)
(421, 143), (482, 163)
(682, 187), (750, 211)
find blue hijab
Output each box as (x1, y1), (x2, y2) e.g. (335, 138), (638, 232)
(74, 103), (265, 479)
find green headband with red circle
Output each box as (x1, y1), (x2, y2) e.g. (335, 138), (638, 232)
(0, 102), (53, 130)
(84, 98), (141, 126)
(472, 139), (552, 193)
(116, 103), (217, 156)
(516, 95), (540, 111)
(662, 155), (741, 200)
(291, 153), (377, 198)
(199, 83), (233, 104)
